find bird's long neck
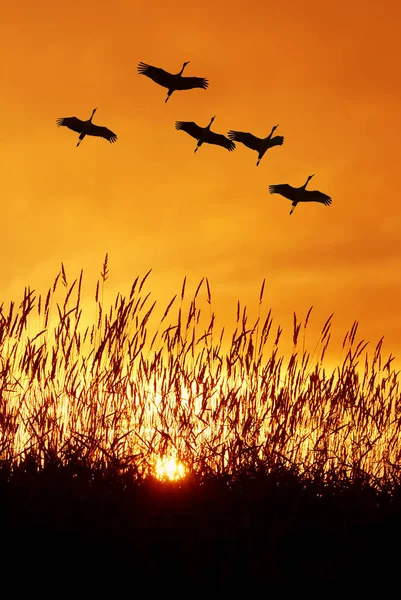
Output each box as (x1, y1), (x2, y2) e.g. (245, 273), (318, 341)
(90, 109), (96, 122)
(207, 117), (215, 129)
(179, 62), (188, 76)
(302, 175), (313, 189)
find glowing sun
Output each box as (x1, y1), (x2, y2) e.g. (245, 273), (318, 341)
(155, 457), (186, 481)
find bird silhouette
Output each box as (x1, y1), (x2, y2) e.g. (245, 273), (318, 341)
(269, 174), (332, 215)
(227, 125), (284, 166)
(56, 108), (117, 147)
(137, 61), (208, 103)
(175, 116), (236, 153)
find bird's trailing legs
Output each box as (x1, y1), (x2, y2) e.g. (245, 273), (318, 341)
(290, 202), (297, 215)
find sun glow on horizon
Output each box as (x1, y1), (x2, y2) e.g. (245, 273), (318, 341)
(155, 456), (186, 481)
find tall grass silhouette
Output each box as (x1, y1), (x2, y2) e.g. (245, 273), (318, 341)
(1, 255), (400, 489)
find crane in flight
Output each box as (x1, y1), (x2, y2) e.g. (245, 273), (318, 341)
(175, 116), (236, 153)
(269, 174), (332, 215)
(56, 108), (117, 147)
(227, 125), (284, 166)
(137, 61), (208, 103)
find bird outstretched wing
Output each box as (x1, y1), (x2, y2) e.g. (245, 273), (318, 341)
(56, 117), (84, 133)
(227, 131), (261, 151)
(176, 76), (209, 91)
(303, 190), (332, 205)
(87, 124), (118, 143)
(175, 121), (204, 140)
(268, 184), (296, 200)
(137, 62), (174, 89)
(268, 135), (284, 148)
(207, 132), (236, 151)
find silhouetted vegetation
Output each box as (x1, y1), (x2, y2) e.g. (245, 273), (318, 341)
(1, 257), (400, 584)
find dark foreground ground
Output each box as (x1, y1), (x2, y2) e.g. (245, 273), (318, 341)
(2, 460), (401, 590)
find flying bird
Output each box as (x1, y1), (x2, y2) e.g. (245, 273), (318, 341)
(227, 125), (284, 166)
(269, 174), (332, 215)
(56, 108), (117, 147)
(137, 61), (208, 103)
(175, 116), (235, 153)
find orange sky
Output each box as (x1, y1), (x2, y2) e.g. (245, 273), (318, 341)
(1, 0), (401, 368)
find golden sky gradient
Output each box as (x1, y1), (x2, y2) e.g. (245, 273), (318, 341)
(1, 0), (401, 367)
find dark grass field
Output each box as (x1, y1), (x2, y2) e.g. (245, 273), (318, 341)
(2, 460), (401, 588)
